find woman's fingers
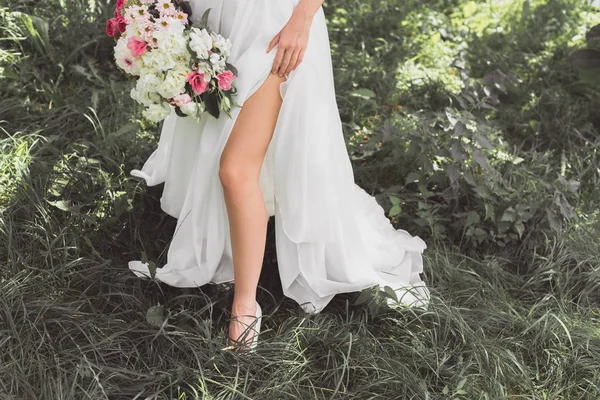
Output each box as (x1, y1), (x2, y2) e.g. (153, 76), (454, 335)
(293, 48), (305, 70)
(278, 45), (295, 77)
(266, 32), (280, 54)
(272, 44), (287, 75)
(284, 49), (300, 76)
(267, 31), (307, 76)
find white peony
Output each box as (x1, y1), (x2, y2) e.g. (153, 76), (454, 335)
(189, 27), (213, 59)
(143, 102), (172, 122)
(131, 86), (160, 107)
(158, 67), (188, 99)
(114, 37), (143, 75)
(137, 72), (162, 93)
(154, 26), (186, 53)
(142, 47), (177, 71)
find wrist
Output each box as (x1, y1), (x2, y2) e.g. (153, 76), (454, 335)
(293, 0), (321, 23)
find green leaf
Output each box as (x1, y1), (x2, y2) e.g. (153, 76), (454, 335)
(446, 164), (460, 185)
(515, 221), (525, 238)
(465, 211), (480, 226)
(463, 169), (476, 186)
(225, 62), (238, 76)
(383, 285), (398, 302)
(472, 149), (490, 170)
(547, 208), (561, 231)
(501, 207), (516, 222)
(48, 199), (71, 212)
(405, 172), (420, 184)
(473, 133), (493, 150)
(174, 106), (187, 118)
(389, 195), (400, 206)
(354, 288), (373, 305)
(146, 304), (165, 328)
(349, 88), (376, 100)
(199, 8), (211, 29)
(201, 89), (220, 119)
(148, 261), (157, 279)
(529, 120), (538, 131)
(484, 203), (495, 221)
(389, 204), (401, 217)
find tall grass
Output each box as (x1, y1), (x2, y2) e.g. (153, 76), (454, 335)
(1, 0), (599, 398)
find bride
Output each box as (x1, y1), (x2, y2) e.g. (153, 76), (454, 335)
(128, 0), (430, 351)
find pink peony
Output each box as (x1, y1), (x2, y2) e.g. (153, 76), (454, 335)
(106, 18), (118, 37)
(216, 70), (235, 91)
(172, 94), (192, 107)
(127, 36), (147, 57)
(186, 71), (209, 95)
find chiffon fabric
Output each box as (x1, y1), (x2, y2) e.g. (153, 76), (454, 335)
(128, 0), (430, 313)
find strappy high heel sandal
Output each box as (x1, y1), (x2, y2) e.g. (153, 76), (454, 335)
(228, 300), (262, 351)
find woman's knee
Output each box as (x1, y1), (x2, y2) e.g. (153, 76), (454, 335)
(219, 159), (259, 192)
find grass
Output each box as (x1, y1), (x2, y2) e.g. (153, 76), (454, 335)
(1, 0), (600, 398)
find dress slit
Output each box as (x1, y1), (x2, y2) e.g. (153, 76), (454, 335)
(128, 0), (431, 314)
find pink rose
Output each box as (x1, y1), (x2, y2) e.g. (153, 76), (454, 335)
(106, 18), (118, 37)
(114, 0), (125, 18)
(172, 94), (192, 107)
(216, 70), (235, 91)
(116, 16), (127, 33)
(186, 71), (209, 95)
(127, 36), (147, 57)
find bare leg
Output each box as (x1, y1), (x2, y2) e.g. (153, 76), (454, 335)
(219, 71), (286, 348)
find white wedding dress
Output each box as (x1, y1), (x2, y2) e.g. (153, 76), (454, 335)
(128, 0), (430, 313)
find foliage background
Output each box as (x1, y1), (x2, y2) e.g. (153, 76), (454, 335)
(1, 0), (600, 398)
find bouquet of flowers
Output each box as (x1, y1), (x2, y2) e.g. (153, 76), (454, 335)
(106, 0), (240, 122)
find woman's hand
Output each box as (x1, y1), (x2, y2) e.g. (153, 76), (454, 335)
(266, 1), (323, 77)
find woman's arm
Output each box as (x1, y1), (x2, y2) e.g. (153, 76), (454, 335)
(266, 0), (325, 78)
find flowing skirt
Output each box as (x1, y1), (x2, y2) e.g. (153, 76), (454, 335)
(128, 0), (430, 313)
